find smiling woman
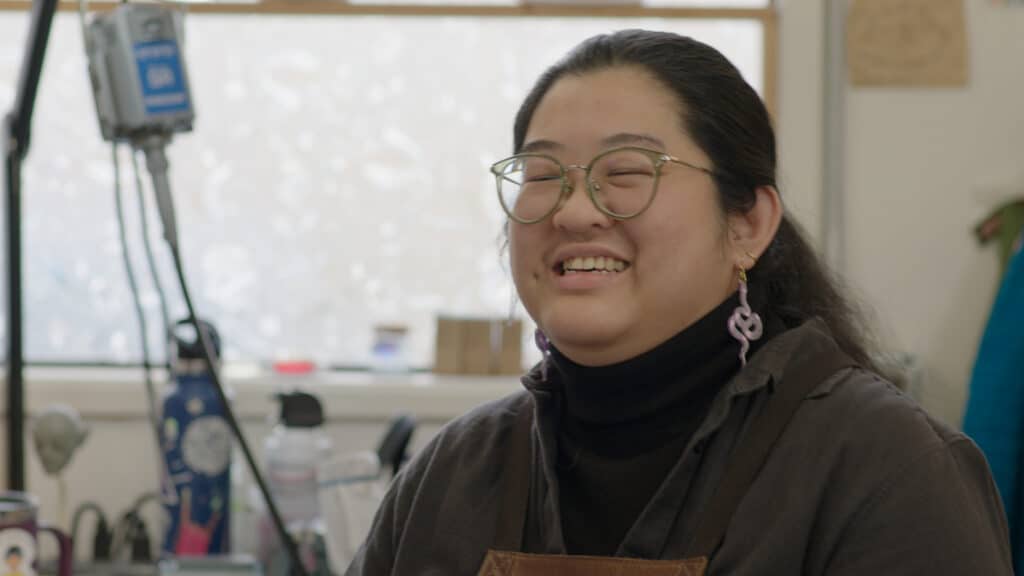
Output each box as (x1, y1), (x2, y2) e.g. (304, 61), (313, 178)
(346, 30), (1013, 576)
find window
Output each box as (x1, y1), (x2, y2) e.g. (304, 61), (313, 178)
(0, 5), (770, 368)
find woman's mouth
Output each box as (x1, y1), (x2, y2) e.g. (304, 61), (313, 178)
(556, 256), (631, 276)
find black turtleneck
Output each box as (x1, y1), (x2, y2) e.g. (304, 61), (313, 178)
(550, 290), (779, 556)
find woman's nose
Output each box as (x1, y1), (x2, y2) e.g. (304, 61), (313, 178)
(550, 167), (613, 231)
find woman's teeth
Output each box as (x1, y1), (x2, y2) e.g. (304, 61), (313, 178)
(561, 256), (628, 274)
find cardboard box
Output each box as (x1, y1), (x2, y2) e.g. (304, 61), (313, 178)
(434, 316), (522, 375)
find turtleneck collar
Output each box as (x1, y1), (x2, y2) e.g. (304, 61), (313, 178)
(549, 289), (778, 458)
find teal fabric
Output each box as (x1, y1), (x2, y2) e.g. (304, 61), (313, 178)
(964, 241), (1024, 572)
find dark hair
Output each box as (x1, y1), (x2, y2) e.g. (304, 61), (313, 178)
(513, 30), (885, 375)
(5, 547), (21, 559)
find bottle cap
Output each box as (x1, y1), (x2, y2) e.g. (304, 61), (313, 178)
(275, 391), (324, 428)
(172, 318), (221, 362)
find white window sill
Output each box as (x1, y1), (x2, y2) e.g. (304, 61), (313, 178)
(1, 366), (524, 423)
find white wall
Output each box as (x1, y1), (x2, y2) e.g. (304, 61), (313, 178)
(776, 0), (1019, 427)
(844, 1), (1024, 425)
(776, 0), (825, 240)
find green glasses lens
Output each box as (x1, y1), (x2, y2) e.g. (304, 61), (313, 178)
(589, 148), (659, 218)
(496, 155), (563, 222)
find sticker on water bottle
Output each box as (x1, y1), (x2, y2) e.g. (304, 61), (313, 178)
(182, 416), (232, 476)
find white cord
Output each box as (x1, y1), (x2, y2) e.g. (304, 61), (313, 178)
(131, 148), (173, 370)
(77, 0), (90, 53)
(112, 142), (168, 519)
(58, 474), (68, 530)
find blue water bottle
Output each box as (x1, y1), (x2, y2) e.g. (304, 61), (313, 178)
(161, 318), (231, 556)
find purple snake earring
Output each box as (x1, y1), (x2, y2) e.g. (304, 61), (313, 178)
(728, 258), (763, 366)
(535, 329), (551, 380)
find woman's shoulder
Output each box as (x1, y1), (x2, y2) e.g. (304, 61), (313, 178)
(762, 319), (987, 495)
(813, 365), (965, 456)
(393, 388), (532, 491)
(429, 389), (533, 454)
(792, 364), (998, 527)
(792, 367), (1011, 573)
(347, 392), (535, 574)
(765, 319), (967, 455)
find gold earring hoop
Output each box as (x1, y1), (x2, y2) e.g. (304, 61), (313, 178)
(737, 250), (756, 284)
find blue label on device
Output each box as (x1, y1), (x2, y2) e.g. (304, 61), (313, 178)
(133, 40), (190, 116)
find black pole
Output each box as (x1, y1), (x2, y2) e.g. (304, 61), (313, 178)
(4, 0), (59, 491)
(3, 114), (25, 492)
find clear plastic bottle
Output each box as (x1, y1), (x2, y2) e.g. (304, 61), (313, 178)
(258, 391), (331, 567)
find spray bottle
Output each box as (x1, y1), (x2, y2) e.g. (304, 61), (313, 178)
(161, 319), (231, 556)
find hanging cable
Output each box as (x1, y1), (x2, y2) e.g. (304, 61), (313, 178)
(112, 142), (166, 500)
(131, 149), (173, 371)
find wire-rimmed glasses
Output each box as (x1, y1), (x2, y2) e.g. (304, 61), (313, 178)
(490, 146), (715, 224)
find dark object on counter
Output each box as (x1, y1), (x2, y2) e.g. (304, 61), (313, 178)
(377, 414), (416, 477)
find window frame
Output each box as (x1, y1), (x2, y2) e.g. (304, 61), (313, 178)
(0, 0), (777, 114)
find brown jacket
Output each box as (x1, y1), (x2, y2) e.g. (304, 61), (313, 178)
(346, 319), (1013, 575)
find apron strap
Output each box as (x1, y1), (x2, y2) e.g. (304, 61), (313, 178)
(688, 345), (856, 558)
(493, 399), (535, 552)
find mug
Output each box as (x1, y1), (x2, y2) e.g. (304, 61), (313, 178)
(0, 492), (71, 576)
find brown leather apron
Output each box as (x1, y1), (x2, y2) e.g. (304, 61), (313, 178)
(477, 348), (854, 576)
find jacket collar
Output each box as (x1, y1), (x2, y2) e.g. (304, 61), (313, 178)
(520, 317), (840, 432)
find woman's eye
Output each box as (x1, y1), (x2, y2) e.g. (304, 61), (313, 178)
(607, 169), (654, 178)
(525, 174), (561, 182)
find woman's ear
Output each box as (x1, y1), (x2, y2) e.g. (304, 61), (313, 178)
(726, 186), (783, 265)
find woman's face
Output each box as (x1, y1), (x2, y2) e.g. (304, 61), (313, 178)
(510, 66), (737, 366)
